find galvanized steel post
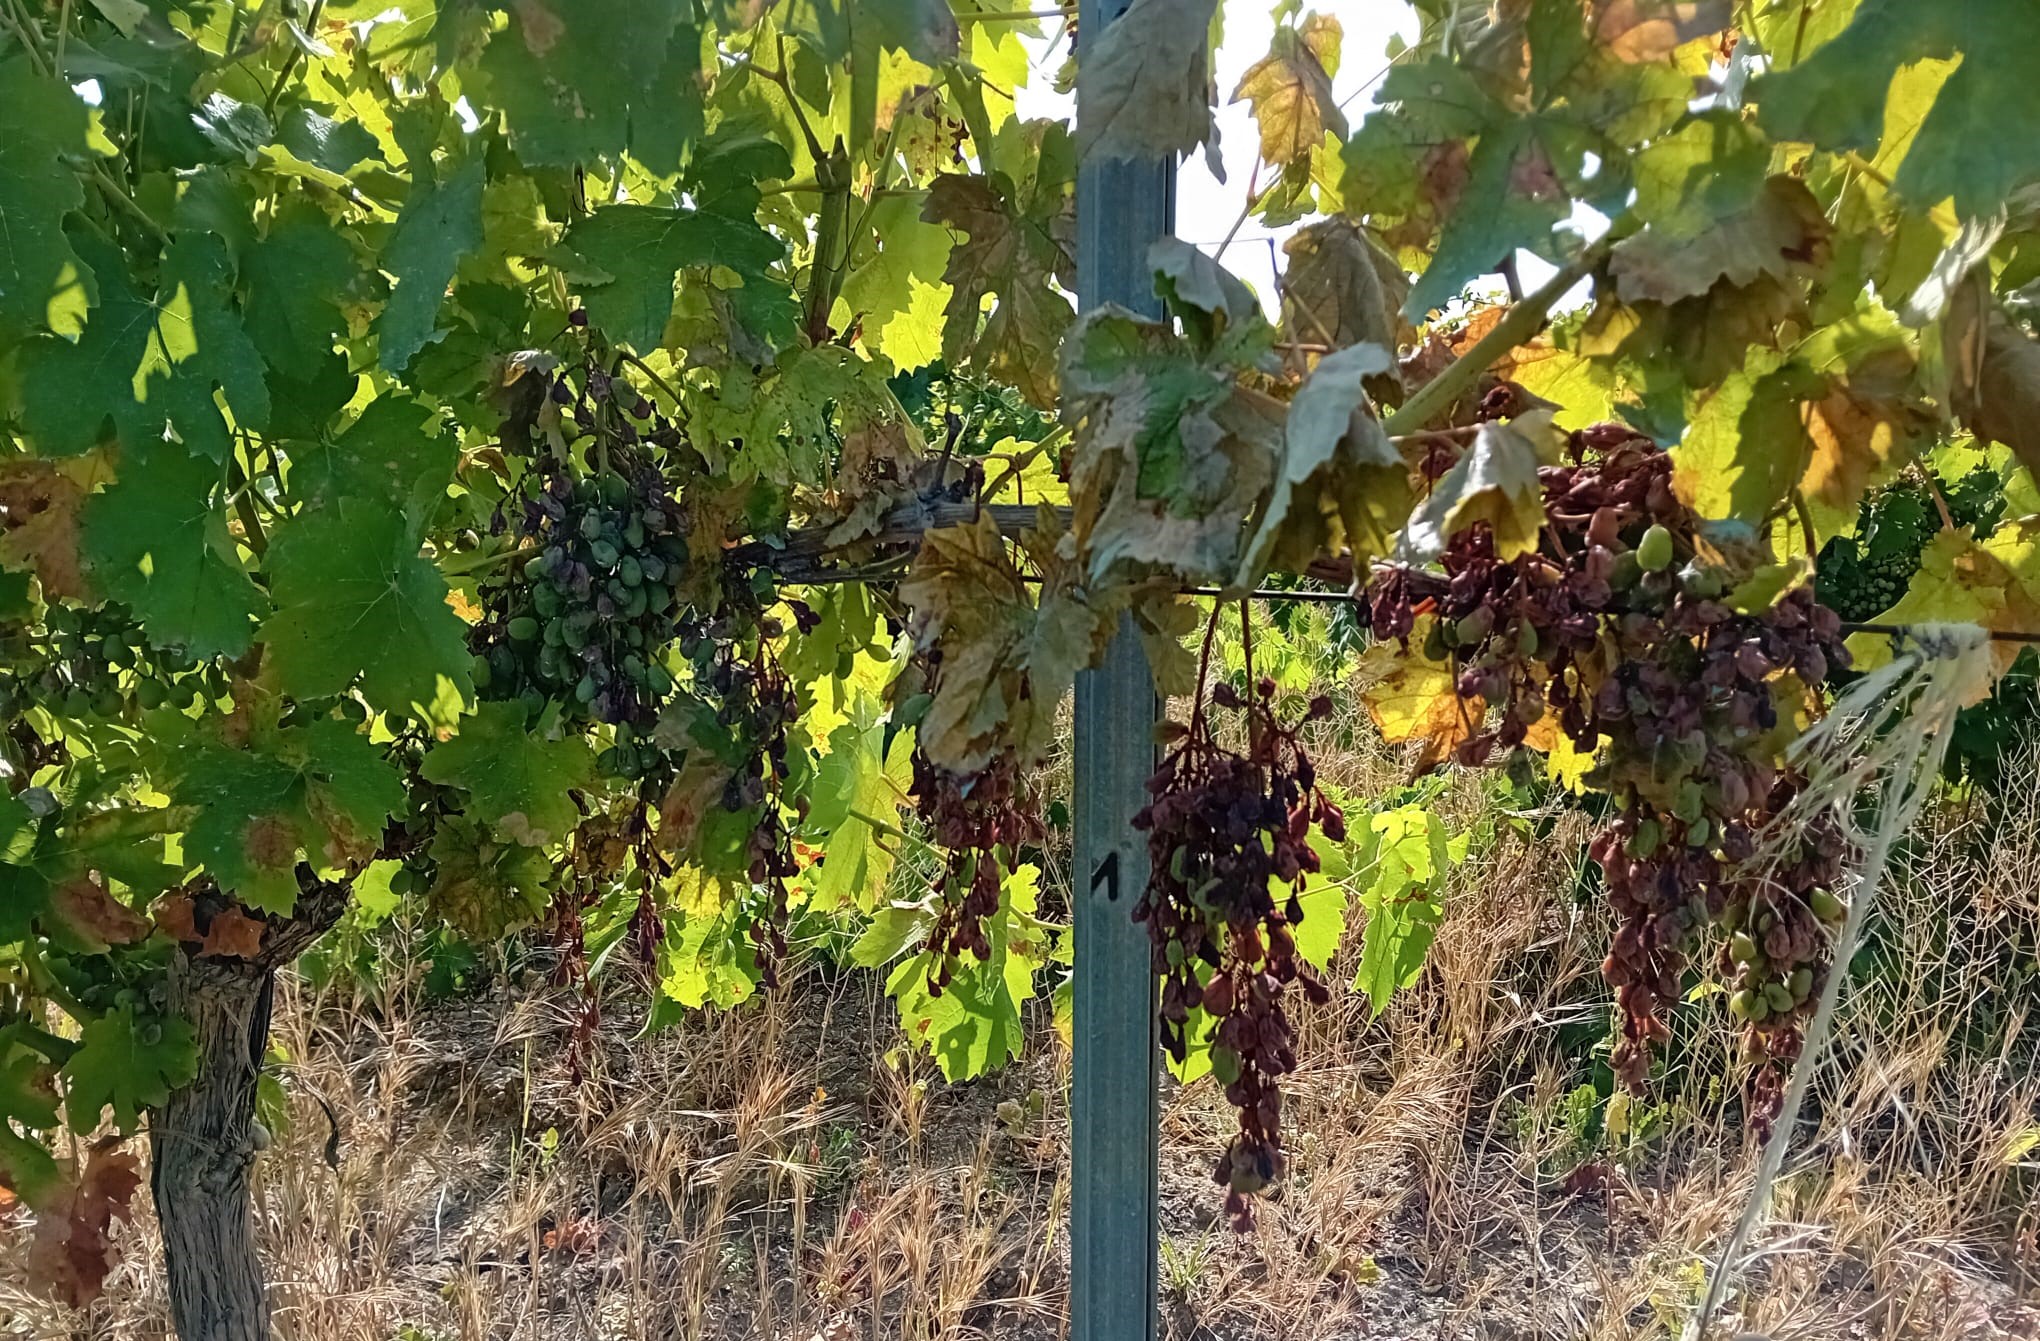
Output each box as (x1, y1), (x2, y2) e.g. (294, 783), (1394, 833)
(1071, 1), (1173, 1336)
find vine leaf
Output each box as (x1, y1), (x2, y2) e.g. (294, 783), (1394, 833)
(1671, 352), (1824, 526)
(61, 1007), (198, 1134)
(1754, 0), (2040, 219)
(1608, 176), (1831, 305)
(478, 0), (701, 170)
(1350, 807), (1466, 1016)
(898, 508), (1114, 772)
(154, 895), (267, 960)
(1846, 522), (2040, 686)
(1280, 219), (1408, 364)
(426, 816), (553, 939)
(1074, 0), (1222, 172)
(921, 123), (1077, 409)
(260, 502), (474, 718)
(1592, 0), (1731, 63)
(422, 703), (595, 848)
(0, 460), (93, 603)
(81, 443), (269, 659)
(0, 59), (99, 342)
(561, 204), (786, 354)
(291, 396), (455, 537)
(1358, 641), (1477, 775)
(1231, 16), (1347, 168)
(24, 1146), (143, 1309)
(1948, 302), (2040, 489)
(47, 874), (150, 954)
(377, 158), (486, 371)
(241, 207), (361, 384)
(1237, 342), (1406, 587)
(172, 722), (403, 913)
(1398, 410), (1563, 565)
(886, 863), (1048, 1081)
(1063, 310), (1277, 586)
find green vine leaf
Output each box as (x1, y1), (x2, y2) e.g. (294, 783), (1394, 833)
(259, 503), (474, 718)
(377, 157), (486, 371)
(60, 1007), (198, 1134)
(80, 444), (268, 659)
(0, 60), (100, 342)
(1231, 15), (1346, 168)
(422, 702), (596, 848)
(1755, 0), (2040, 219)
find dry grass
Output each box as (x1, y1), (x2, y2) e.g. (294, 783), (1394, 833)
(4, 728), (2038, 1340)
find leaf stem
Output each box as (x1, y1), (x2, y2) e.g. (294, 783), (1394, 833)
(265, 0), (329, 115)
(1381, 236), (1612, 437)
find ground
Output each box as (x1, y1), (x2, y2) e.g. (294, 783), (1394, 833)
(5, 752), (2040, 1341)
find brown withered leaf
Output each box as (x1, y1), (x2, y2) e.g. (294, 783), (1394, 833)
(1609, 176), (1830, 306)
(49, 873), (150, 952)
(0, 458), (91, 602)
(27, 1146), (142, 1309)
(1281, 219), (1410, 363)
(1593, 0), (1731, 62)
(921, 135), (1076, 410)
(898, 507), (1116, 772)
(154, 892), (267, 959)
(1062, 310), (1278, 588)
(655, 753), (735, 855)
(1949, 298), (2040, 490)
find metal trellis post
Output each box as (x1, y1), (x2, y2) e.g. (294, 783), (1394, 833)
(1071, 2), (1173, 1337)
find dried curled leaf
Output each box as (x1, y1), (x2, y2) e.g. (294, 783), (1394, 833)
(1281, 220), (1409, 365)
(1593, 0), (1732, 63)
(1063, 309), (1277, 587)
(0, 458), (91, 602)
(1949, 298), (2040, 490)
(1074, 0), (1222, 172)
(1397, 410), (1564, 565)
(26, 1146), (142, 1308)
(898, 507), (1116, 772)
(1237, 343), (1409, 588)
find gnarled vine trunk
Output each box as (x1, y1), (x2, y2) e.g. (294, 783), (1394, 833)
(150, 958), (274, 1341)
(148, 874), (349, 1341)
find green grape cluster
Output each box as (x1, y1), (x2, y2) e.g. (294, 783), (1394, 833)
(473, 361), (689, 760)
(1815, 467), (2006, 622)
(0, 601), (206, 722)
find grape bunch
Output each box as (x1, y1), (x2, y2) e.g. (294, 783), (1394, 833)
(473, 360), (688, 747)
(1135, 666), (1341, 1229)
(678, 581), (804, 985)
(1816, 466), (2006, 622)
(910, 739), (1041, 996)
(0, 600), (204, 724)
(1363, 427), (1853, 1136)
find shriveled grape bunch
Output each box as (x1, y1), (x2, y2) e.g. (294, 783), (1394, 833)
(911, 742), (1041, 996)
(1364, 426), (1853, 1135)
(473, 356), (687, 747)
(1135, 657), (1341, 1229)
(678, 577), (805, 984)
